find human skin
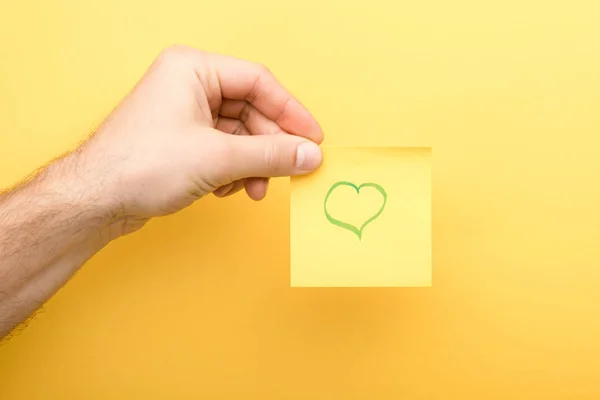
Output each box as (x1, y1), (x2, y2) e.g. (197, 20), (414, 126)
(0, 45), (324, 339)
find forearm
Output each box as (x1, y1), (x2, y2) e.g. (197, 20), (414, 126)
(0, 150), (122, 339)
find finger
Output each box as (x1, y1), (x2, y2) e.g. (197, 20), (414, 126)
(213, 180), (245, 198)
(215, 116), (250, 136)
(217, 100), (284, 200)
(224, 180), (246, 197)
(223, 133), (322, 180)
(244, 178), (269, 201)
(208, 53), (324, 143)
(215, 117), (268, 198)
(219, 99), (284, 136)
(213, 182), (235, 197)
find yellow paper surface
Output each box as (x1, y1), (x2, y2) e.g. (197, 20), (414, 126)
(291, 146), (431, 287)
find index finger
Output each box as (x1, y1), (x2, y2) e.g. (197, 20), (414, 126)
(207, 53), (324, 144)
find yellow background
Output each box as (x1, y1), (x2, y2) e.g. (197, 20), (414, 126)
(1, 0), (600, 398)
(291, 147), (432, 287)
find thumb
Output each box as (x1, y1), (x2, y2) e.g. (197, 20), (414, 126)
(223, 134), (323, 180)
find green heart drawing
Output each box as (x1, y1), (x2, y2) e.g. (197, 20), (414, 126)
(323, 181), (387, 240)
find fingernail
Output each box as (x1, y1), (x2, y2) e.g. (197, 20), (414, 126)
(296, 142), (322, 171)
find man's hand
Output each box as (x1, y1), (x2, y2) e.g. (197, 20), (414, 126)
(0, 46), (323, 339)
(81, 45), (323, 232)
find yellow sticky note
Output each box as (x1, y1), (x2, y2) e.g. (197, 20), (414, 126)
(290, 146), (432, 287)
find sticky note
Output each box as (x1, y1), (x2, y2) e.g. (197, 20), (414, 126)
(290, 146), (431, 287)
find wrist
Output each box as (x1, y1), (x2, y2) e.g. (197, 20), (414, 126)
(33, 150), (128, 243)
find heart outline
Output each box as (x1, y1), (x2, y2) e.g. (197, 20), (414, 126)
(323, 181), (387, 240)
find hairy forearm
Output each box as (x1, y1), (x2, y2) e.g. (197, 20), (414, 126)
(0, 150), (122, 339)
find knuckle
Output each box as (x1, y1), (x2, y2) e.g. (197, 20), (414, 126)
(256, 62), (271, 76)
(210, 136), (236, 182)
(159, 45), (187, 60)
(232, 120), (245, 136)
(274, 96), (292, 124)
(245, 63), (272, 103)
(157, 45), (204, 67)
(238, 103), (252, 123)
(263, 140), (282, 173)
